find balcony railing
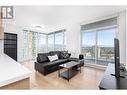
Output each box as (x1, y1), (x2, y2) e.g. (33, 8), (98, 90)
(81, 46), (114, 66)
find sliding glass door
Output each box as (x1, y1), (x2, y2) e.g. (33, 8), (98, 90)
(97, 28), (115, 65)
(47, 30), (66, 51)
(38, 33), (47, 53)
(48, 33), (54, 51)
(81, 31), (96, 64)
(81, 27), (116, 66)
(81, 17), (117, 66)
(23, 31), (29, 60)
(55, 32), (64, 51)
(32, 32), (38, 59)
(23, 31), (47, 61)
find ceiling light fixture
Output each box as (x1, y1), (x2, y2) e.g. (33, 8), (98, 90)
(31, 24), (45, 29)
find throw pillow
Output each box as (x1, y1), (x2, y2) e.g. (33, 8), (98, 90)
(37, 53), (50, 63)
(48, 54), (58, 62)
(60, 51), (69, 59)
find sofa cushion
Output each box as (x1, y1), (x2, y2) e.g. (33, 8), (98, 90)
(68, 57), (79, 62)
(42, 59), (68, 67)
(37, 53), (50, 63)
(49, 51), (61, 58)
(59, 51), (70, 59)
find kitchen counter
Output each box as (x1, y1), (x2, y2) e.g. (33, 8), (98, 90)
(0, 54), (31, 89)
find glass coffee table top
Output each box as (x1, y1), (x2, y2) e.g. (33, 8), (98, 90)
(59, 61), (80, 69)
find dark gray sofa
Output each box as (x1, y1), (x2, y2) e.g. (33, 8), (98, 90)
(34, 51), (84, 75)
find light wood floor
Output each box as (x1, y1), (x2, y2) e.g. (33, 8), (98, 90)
(22, 61), (105, 89)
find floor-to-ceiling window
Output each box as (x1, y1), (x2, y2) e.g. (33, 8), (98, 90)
(23, 30), (47, 61)
(82, 31), (96, 63)
(47, 29), (66, 51)
(97, 28), (116, 65)
(81, 17), (117, 66)
(23, 29), (66, 61)
(23, 30), (29, 60)
(54, 31), (65, 51)
(32, 32), (38, 59)
(48, 33), (54, 51)
(63, 32), (66, 50)
(38, 33), (47, 53)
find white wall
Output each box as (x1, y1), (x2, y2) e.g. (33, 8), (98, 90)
(125, 8), (127, 65)
(118, 10), (126, 64)
(0, 40), (3, 54)
(66, 23), (81, 58)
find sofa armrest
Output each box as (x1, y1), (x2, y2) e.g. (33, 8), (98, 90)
(78, 59), (84, 66)
(34, 62), (48, 75)
(34, 62), (41, 71)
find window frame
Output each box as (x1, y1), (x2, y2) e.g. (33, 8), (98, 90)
(81, 25), (117, 66)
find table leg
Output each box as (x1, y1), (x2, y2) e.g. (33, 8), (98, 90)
(80, 65), (81, 73)
(58, 66), (60, 77)
(68, 69), (69, 82)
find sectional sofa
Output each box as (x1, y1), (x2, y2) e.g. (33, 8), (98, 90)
(34, 51), (84, 75)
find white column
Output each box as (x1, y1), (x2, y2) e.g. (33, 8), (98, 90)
(0, 40), (3, 54)
(118, 10), (126, 64)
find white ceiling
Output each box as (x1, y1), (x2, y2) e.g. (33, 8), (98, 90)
(11, 6), (126, 32)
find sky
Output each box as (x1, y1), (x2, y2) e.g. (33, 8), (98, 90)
(82, 28), (116, 47)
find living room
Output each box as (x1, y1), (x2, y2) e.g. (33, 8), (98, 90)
(0, 5), (127, 90)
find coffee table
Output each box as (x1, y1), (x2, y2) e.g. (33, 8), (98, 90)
(58, 61), (81, 82)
